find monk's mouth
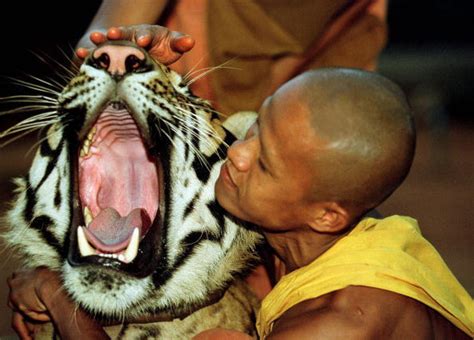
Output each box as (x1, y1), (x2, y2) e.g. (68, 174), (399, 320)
(68, 103), (163, 277)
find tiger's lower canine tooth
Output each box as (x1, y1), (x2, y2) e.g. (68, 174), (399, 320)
(77, 226), (95, 256)
(124, 228), (140, 263)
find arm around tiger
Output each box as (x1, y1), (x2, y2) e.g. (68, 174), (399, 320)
(8, 267), (109, 340)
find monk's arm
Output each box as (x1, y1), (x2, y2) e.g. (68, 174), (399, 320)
(8, 267), (109, 340)
(77, 0), (168, 49)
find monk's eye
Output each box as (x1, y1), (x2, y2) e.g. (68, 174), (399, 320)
(258, 158), (267, 172)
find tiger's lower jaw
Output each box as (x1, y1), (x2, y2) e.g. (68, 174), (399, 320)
(76, 225), (140, 263)
(62, 261), (156, 316)
(67, 210), (163, 277)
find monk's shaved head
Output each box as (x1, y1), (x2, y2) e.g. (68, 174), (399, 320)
(282, 68), (415, 215)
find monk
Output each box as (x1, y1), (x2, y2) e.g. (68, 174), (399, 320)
(200, 68), (473, 339)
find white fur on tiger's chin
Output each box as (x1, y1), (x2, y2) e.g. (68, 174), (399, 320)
(62, 262), (154, 316)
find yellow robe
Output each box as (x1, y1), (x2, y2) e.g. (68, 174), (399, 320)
(256, 216), (474, 338)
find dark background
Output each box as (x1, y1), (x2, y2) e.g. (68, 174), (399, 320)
(0, 1), (473, 120)
(0, 0), (473, 337)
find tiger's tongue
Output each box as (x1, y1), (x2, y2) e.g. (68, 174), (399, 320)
(85, 208), (151, 252)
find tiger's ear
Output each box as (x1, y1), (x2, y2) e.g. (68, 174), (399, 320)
(306, 202), (350, 234)
(223, 111), (257, 139)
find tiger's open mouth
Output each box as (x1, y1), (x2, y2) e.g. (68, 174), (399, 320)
(72, 104), (161, 270)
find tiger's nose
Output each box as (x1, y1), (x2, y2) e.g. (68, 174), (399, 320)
(92, 45), (146, 78)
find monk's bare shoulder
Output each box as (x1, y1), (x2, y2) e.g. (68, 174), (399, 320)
(268, 286), (469, 340)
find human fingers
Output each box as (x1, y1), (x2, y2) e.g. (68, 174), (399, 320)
(75, 47), (90, 60)
(74, 31), (107, 62)
(110, 25), (194, 65)
(7, 270), (48, 314)
(134, 26), (155, 48)
(8, 290), (46, 318)
(107, 25), (157, 48)
(169, 32), (195, 54)
(11, 312), (33, 340)
(90, 31), (107, 45)
(134, 25), (194, 51)
(77, 25), (194, 65)
(72, 28), (123, 64)
(148, 31), (195, 65)
(106, 26), (123, 40)
(22, 309), (51, 322)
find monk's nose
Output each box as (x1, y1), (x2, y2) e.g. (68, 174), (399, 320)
(91, 45), (146, 80)
(227, 138), (258, 172)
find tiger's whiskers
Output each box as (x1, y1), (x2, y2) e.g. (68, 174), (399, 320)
(0, 111), (60, 147)
(183, 59), (241, 87)
(30, 49), (76, 83)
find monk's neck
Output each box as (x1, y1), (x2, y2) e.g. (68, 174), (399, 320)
(264, 227), (349, 275)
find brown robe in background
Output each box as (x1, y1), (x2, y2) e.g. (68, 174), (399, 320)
(166, 0), (387, 115)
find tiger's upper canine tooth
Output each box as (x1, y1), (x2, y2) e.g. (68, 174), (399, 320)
(83, 206), (93, 226)
(77, 226), (95, 257)
(123, 228), (140, 263)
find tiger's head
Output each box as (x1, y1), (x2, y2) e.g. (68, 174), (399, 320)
(3, 41), (262, 320)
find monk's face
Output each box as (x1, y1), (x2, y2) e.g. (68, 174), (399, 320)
(215, 86), (321, 230)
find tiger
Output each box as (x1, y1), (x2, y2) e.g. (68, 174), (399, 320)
(1, 41), (264, 339)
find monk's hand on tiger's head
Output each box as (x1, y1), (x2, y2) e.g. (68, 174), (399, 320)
(75, 25), (195, 66)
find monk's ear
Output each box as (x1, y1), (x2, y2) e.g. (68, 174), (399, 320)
(307, 202), (350, 233)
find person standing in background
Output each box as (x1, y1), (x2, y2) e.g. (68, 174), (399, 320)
(77, 0), (387, 115)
